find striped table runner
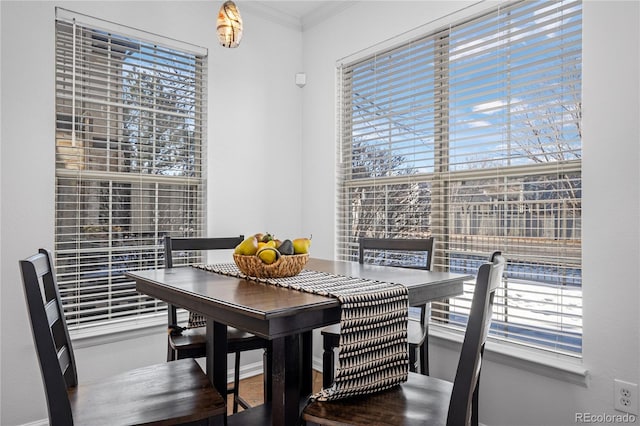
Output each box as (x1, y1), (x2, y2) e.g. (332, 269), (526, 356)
(194, 263), (409, 401)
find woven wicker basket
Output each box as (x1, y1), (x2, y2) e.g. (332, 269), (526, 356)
(233, 253), (309, 278)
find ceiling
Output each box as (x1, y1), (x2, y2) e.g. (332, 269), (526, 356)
(240, 1), (356, 31)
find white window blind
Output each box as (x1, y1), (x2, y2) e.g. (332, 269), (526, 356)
(54, 9), (207, 331)
(337, 0), (582, 356)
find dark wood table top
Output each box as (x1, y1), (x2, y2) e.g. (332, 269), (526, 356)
(127, 258), (472, 339)
(129, 264), (337, 319)
(129, 262), (339, 339)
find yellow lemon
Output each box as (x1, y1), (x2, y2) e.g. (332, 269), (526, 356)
(257, 247), (280, 265)
(258, 240), (276, 250)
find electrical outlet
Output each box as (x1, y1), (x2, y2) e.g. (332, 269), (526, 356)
(614, 379), (638, 415)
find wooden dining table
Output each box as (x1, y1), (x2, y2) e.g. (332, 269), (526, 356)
(126, 257), (472, 426)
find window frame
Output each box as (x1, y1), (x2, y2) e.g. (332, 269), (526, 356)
(54, 8), (208, 336)
(336, 0), (582, 357)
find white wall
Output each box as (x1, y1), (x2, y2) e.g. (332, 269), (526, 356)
(0, 2), (303, 424)
(301, 1), (640, 426)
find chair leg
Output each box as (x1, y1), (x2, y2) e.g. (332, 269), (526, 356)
(409, 345), (417, 373)
(471, 379), (479, 426)
(420, 339), (429, 375)
(322, 336), (336, 389)
(167, 337), (176, 362)
(263, 344), (272, 402)
(228, 351), (251, 413)
(233, 351), (241, 413)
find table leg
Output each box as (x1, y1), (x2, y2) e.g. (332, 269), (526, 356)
(263, 341), (272, 402)
(206, 320), (228, 401)
(301, 331), (313, 396)
(271, 334), (301, 426)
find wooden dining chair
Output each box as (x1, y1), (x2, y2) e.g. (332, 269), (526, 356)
(20, 249), (226, 426)
(164, 236), (271, 413)
(320, 237), (435, 388)
(302, 251), (505, 426)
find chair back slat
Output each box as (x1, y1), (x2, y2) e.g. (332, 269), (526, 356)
(164, 235), (244, 268)
(170, 236), (245, 252)
(58, 345), (72, 378)
(447, 251), (505, 426)
(20, 249), (77, 425)
(45, 299), (61, 328)
(31, 253), (51, 280)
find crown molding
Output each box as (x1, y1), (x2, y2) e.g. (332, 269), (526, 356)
(301, 1), (358, 31)
(239, 1), (358, 32)
(240, 2), (303, 31)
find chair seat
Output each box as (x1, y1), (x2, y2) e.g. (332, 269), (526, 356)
(321, 318), (427, 346)
(170, 325), (268, 353)
(302, 372), (452, 426)
(69, 358), (225, 426)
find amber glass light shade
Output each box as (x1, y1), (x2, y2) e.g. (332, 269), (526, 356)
(217, 1), (243, 48)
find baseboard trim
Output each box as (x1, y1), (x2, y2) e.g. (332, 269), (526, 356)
(230, 359), (264, 382)
(19, 420), (48, 426)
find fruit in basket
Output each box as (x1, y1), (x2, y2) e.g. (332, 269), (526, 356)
(257, 247), (281, 264)
(235, 232), (310, 259)
(293, 237), (311, 254)
(234, 236), (259, 255)
(260, 233), (274, 243)
(278, 239), (294, 255)
(258, 240), (277, 250)
(233, 233), (310, 277)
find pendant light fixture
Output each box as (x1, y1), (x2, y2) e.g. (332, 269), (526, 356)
(217, 1), (243, 48)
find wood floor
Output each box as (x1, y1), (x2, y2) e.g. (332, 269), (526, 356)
(227, 370), (323, 415)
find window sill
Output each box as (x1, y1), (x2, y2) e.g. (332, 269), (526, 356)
(70, 316), (167, 349)
(429, 326), (589, 387)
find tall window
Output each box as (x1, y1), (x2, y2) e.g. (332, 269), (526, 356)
(54, 9), (207, 332)
(337, 1), (582, 356)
